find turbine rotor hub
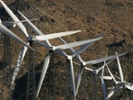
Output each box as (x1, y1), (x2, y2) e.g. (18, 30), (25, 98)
(67, 55), (72, 60)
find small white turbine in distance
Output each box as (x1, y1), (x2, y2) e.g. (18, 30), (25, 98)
(0, 0), (29, 37)
(11, 30), (82, 85)
(59, 32), (127, 97)
(36, 37), (103, 99)
(106, 53), (133, 99)
(0, 20), (32, 50)
(11, 10), (82, 85)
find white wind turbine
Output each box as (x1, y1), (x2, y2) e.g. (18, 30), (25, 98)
(16, 11), (103, 99)
(0, 19), (32, 50)
(59, 32), (127, 97)
(5, 8), (84, 85)
(105, 53), (133, 99)
(0, 0), (38, 85)
(74, 52), (126, 97)
(36, 37), (103, 99)
(2, 19), (38, 28)
(0, 0), (29, 37)
(16, 12), (102, 95)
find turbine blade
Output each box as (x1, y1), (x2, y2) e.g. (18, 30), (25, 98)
(2, 19), (38, 27)
(85, 52), (127, 65)
(107, 83), (123, 99)
(95, 30), (106, 38)
(101, 65), (105, 77)
(75, 67), (85, 96)
(95, 66), (104, 75)
(59, 37), (83, 62)
(36, 53), (50, 97)
(0, 0), (28, 37)
(56, 37), (102, 50)
(59, 30), (106, 62)
(18, 10), (52, 46)
(103, 76), (113, 80)
(18, 10), (44, 35)
(72, 37), (102, 57)
(125, 84), (133, 91)
(55, 49), (68, 57)
(107, 89), (115, 99)
(35, 30), (81, 41)
(116, 52), (124, 82)
(73, 30), (106, 57)
(59, 37), (74, 51)
(68, 58), (76, 100)
(100, 77), (107, 100)
(11, 46), (28, 85)
(0, 24), (33, 50)
(106, 65), (117, 83)
(85, 67), (93, 72)
(34, 41), (50, 49)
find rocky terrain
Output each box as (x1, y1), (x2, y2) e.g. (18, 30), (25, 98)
(0, 0), (133, 100)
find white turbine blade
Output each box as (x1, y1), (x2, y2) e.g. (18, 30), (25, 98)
(55, 49), (68, 57)
(68, 58), (76, 100)
(59, 37), (83, 62)
(85, 67), (93, 72)
(0, 24), (33, 50)
(103, 76), (113, 80)
(18, 10), (43, 35)
(36, 53), (50, 97)
(107, 89), (115, 99)
(0, 0), (28, 37)
(107, 83), (123, 99)
(85, 52), (127, 65)
(101, 63), (105, 77)
(75, 67), (85, 96)
(34, 40), (50, 49)
(2, 19), (38, 27)
(73, 61), (80, 66)
(116, 52), (124, 82)
(72, 37), (102, 57)
(106, 65), (117, 83)
(17, 10), (52, 46)
(35, 30), (81, 41)
(95, 66), (104, 75)
(11, 46), (28, 85)
(72, 30), (106, 58)
(59, 30), (106, 62)
(56, 37), (102, 50)
(95, 30), (106, 38)
(59, 37), (75, 51)
(100, 77), (107, 100)
(125, 84), (133, 91)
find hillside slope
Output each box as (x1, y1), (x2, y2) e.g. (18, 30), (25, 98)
(0, 0), (133, 100)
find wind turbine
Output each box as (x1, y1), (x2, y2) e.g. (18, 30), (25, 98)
(36, 37), (103, 99)
(16, 11), (102, 99)
(11, 29), (83, 85)
(9, 10), (83, 85)
(105, 53), (133, 99)
(0, 0), (29, 37)
(59, 33), (127, 97)
(2, 19), (38, 27)
(0, 20), (32, 50)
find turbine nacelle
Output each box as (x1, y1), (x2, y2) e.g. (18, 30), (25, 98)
(81, 62), (86, 66)
(27, 36), (37, 41)
(67, 55), (72, 60)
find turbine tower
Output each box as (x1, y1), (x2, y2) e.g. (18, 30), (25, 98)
(26, 40), (36, 100)
(0, 34), (12, 100)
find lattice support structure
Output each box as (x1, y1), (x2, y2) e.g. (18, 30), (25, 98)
(40, 51), (56, 100)
(0, 34), (12, 100)
(26, 41), (36, 100)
